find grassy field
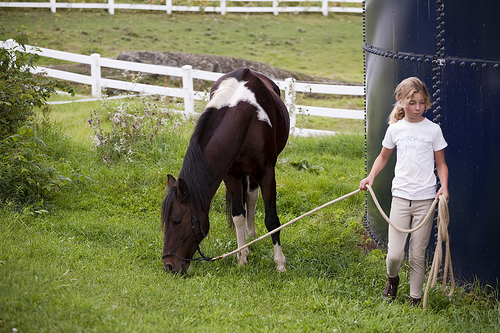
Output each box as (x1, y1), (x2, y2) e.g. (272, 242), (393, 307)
(0, 8), (366, 132)
(1, 8), (499, 333)
(0, 9), (364, 83)
(2, 98), (499, 332)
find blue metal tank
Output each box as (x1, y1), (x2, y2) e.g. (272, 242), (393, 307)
(363, 0), (500, 287)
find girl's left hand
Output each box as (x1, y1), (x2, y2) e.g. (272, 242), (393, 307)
(437, 187), (449, 203)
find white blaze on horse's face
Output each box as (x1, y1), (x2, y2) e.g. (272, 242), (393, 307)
(207, 77), (273, 127)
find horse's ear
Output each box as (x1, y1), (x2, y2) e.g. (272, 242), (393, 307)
(177, 178), (190, 203)
(167, 174), (176, 189)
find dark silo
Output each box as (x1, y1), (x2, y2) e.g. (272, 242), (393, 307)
(363, 0), (500, 287)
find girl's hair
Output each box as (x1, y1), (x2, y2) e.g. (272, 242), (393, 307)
(388, 77), (432, 124)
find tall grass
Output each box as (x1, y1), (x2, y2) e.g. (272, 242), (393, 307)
(1, 98), (499, 332)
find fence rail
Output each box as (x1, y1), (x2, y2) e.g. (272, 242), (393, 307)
(1, 39), (364, 136)
(0, 0), (363, 16)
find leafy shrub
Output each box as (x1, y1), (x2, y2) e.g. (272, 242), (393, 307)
(0, 28), (82, 210)
(1, 123), (59, 208)
(88, 95), (186, 164)
(0, 28), (65, 137)
(0, 113), (91, 210)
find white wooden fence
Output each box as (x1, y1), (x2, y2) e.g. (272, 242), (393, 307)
(0, 0), (363, 16)
(1, 39), (364, 136)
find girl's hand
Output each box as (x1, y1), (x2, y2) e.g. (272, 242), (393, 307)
(437, 187), (449, 203)
(359, 177), (373, 190)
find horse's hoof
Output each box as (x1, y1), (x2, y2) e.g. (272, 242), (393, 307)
(274, 244), (286, 272)
(276, 264), (286, 272)
(237, 248), (249, 265)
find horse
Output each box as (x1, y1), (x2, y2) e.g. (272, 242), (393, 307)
(161, 67), (290, 274)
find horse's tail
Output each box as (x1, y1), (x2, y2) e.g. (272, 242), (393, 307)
(225, 189), (234, 229)
(225, 176), (248, 229)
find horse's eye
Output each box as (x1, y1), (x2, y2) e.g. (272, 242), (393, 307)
(172, 220), (182, 226)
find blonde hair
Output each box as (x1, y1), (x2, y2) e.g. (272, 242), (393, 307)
(388, 77), (432, 124)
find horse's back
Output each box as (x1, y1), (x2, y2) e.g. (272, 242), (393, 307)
(209, 68), (289, 153)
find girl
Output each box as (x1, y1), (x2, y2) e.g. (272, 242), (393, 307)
(359, 77), (449, 306)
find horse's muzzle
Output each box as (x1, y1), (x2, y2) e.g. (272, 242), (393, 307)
(163, 260), (189, 274)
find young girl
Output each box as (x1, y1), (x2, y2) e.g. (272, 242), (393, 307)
(359, 77), (449, 306)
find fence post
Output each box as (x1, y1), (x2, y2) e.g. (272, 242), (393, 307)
(273, 0), (279, 15)
(108, 0), (115, 15)
(166, 0), (172, 14)
(182, 65), (195, 114)
(50, 0), (56, 13)
(220, 0), (226, 15)
(5, 39), (16, 50)
(285, 78), (296, 133)
(90, 53), (102, 99)
(5, 39), (17, 67)
(321, 0), (328, 16)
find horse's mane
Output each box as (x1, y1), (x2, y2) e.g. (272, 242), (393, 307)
(161, 109), (215, 229)
(178, 108), (215, 212)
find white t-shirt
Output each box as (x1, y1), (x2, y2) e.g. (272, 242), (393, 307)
(382, 118), (448, 200)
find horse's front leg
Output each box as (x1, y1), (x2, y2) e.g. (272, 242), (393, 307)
(259, 169), (286, 272)
(224, 175), (249, 266)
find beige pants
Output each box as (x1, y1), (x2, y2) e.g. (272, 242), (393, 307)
(387, 196), (434, 299)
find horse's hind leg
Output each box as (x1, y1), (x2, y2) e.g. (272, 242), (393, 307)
(246, 176), (259, 238)
(259, 169), (286, 272)
(224, 174), (249, 266)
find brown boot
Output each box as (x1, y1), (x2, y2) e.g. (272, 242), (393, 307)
(382, 274), (399, 300)
(410, 297), (421, 308)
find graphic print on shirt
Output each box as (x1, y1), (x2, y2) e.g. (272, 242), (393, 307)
(398, 128), (427, 171)
(395, 127), (433, 176)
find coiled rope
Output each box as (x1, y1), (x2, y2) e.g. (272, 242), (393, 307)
(212, 185), (454, 309)
(422, 193), (454, 309)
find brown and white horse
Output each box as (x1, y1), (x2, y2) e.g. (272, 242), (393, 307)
(161, 67), (290, 273)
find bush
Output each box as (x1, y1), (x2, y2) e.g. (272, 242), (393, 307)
(88, 95), (186, 164)
(0, 28), (82, 210)
(0, 28), (60, 137)
(0, 106), (91, 210)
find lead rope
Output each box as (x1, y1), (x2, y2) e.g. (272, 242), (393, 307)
(212, 185), (454, 309)
(211, 188), (363, 261)
(422, 195), (454, 309)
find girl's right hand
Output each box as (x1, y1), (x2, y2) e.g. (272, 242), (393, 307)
(359, 177), (373, 190)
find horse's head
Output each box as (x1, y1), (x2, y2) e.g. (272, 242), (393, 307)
(161, 175), (209, 273)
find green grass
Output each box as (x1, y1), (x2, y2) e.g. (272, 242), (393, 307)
(0, 9), (364, 83)
(1, 96), (499, 332)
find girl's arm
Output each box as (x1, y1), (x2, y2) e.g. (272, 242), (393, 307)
(434, 149), (449, 202)
(359, 147), (394, 190)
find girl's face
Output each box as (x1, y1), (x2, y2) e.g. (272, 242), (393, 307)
(403, 91), (427, 123)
